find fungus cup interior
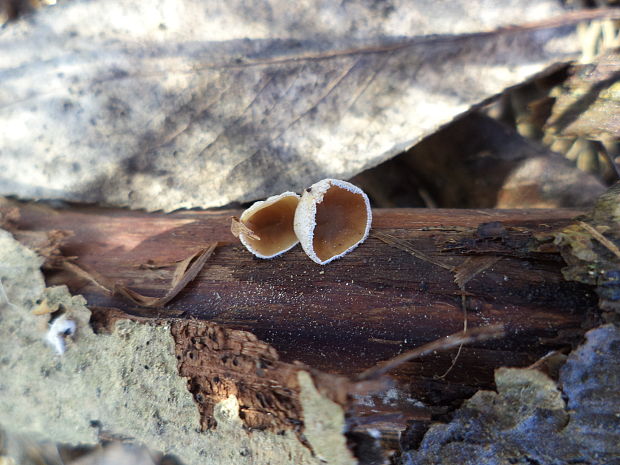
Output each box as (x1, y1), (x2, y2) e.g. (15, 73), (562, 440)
(313, 185), (368, 262)
(244, 196), (299, 256)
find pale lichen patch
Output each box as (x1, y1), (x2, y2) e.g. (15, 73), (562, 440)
(0, 229), (347, 465)
(298, 371), (357, 465)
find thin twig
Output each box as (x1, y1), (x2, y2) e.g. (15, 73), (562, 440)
(435, 294), (468, 380)
(356, 324), (505, 381)
(376, 232), (503, 379)
(436, 256), (502, 378)
(453, 256), (502, 290)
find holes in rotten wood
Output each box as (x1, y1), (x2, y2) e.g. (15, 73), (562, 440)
(218, 355), (241, 367)
(207, 328), (219, 342)
(171, 322), (305, 433)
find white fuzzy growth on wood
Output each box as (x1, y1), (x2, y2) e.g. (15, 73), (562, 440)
(45, 316), (76, 355)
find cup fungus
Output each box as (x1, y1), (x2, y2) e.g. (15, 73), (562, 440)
(294, 179), (372, 265)
(233, 192), (300, 259)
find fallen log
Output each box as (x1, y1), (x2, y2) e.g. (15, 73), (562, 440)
(2, 202), (598, 462)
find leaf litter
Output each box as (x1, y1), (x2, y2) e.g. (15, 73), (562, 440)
(1, 3), (619, 211)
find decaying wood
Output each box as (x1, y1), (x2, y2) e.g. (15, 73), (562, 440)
(3, 201), (600, 459)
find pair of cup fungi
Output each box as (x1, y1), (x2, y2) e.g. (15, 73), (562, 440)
(232, 179), (372, 265)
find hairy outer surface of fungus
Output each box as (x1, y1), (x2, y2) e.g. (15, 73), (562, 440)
(238, 192), (300, 259)
(294, 179), (372, 265)
(0, 229), (354, 465)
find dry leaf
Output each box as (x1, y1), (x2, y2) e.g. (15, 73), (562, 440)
(13, 229), (73, 269)
(62, 260), (115, 295)
(1, 2), (616, 211)
(31, 297), (54, 315)
(59, 244), (218, 308)
(230, 216), (260, 241)
(546, 52), (620, 139)
(116, 243), (218, 308)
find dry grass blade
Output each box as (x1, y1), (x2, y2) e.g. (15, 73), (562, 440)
(375, 232), (453, 271)
(116, 243), (218, 308)
(454, 256), (502, 289)
(578, 221), (620, 259)
(356, 324), (505, 381)
(137, 258), (184, 270)
(60, 244), (218, 308)
(230, 216), (260, 240)
(62, 260), (114, 295)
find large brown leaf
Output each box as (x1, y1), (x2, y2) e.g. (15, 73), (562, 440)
(0, 1), (612, 210)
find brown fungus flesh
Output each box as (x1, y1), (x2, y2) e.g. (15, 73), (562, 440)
(294, 179), (372, 265)
(237, 193), (300, 259)
(312, 186), (369, 262)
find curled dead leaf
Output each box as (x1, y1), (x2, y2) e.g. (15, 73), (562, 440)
(115, 243), (218, 308)
(230, 216), (260, 241)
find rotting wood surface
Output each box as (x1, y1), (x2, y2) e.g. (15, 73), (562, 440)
(4, 202), (599, 455)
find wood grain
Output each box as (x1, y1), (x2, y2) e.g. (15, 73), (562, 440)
(12, 205), (592, 375)
(5, 202), (598, 455)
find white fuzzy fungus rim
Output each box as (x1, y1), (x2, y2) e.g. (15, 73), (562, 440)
(294, 178), (372, 265)
(238, 191), (300, 259)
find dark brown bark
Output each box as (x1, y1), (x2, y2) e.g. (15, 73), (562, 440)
(4, 202), (598, 457)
